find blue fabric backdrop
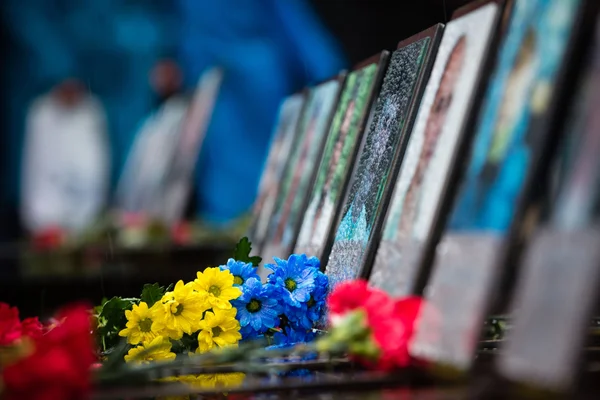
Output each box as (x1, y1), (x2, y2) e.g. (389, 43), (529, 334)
(1, 0), (345, 232)
(176, 0), (346, 224)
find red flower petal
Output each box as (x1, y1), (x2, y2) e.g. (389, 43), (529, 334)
(329, 282), (425, 371)
(2, 303), (95, 400)
(327, 280), (370, 317)
(21, 317), (44, 340)
(370, 297), (424, 370)
(0, 302), (22, 346)
(327, 280), (395, 325)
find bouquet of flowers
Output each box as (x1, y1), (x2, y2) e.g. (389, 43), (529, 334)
(2, 237), (426, 399)
(95, 238), (328, 364)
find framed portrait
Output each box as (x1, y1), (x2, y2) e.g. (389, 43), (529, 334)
(290, 53), (390, 264)
(156, 68), (223, 224)
(498, 10), (600, 394)
(115, 96), (188, 216)
(410, 0), (596, 373)
(260, 74), (347, 268)
(322, 25), (444, 290)
(248, 92), (307, 251)
(367, 0), (503, 297)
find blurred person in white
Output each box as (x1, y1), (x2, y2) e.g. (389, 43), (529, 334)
(20, 79), (110, 235)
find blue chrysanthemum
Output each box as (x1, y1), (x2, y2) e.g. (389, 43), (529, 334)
(307, 271), (328, 322)
(232, 278), (282, 336)
(220, 258), (260, 286)
(266, 254), (319, 307)
(284, 303), (311, 331)
(283, 269), (328, 330)
(239, 323), (260, 341)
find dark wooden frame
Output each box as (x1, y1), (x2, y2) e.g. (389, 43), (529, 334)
(358, 23), (445, 281)
(285, 72), (349, 256)
(296, 51), (390, 266)
(260, 74), (348, 259)
(472, 0), (600, 346)
(406, 0), (509, 295)
(486, 2), (600, 396)
(318, 51), (391, 268)
(405, 0), (598, 381)
(255, 87), (311, 255)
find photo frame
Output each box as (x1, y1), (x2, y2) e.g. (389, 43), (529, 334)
(322, 25), (444, 290)
(292, 52), (389, 264)
(366, 0), (503, 297)
(497, 11), (600, 394)
(247, 91), (307, 251)
(260, 73), (348, 268)
(114, 96), (188, 216)
(152, 68), (223, 224)
(409, 0), (598, 374)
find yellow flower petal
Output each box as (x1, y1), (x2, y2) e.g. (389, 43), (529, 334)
(120, 301), (158, 345)
(220, 286), (242, 300)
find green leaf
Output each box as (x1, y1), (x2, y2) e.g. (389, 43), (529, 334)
(97, 297), (137, 352)
(232, 237), (262, 266)
(233, 237), (251, 260)
(98, 339), (132, 373)
(93, 297), (108, 315)
(179, 333), (199, 353)
(140, 283), (165, 307)
(248, 255), (262, 266)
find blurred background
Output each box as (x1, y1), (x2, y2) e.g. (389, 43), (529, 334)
(0, 0), (470, 244)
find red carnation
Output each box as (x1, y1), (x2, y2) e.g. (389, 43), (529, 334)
(2, 303), (96, 400)
(0, 302), (22, 346)
(327, 280), (393, 325)
(21, 317), (44, 340)
(370, 297), (423, 370)
(327, 281), (424, 371)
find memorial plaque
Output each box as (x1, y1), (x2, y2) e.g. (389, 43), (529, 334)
(260, 76), (346, 267)
(367, 2), (501, 297)
(322, 26), (444, 290)
(249, 92), (307, 250)
(281, 53), (388, 264)
(410, 0), (591, 372)
(498, 15), (600, 392)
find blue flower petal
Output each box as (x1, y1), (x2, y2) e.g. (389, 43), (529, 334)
(220, 259), (261, 286)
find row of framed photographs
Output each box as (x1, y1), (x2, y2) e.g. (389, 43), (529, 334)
(251, 0), (600, 392)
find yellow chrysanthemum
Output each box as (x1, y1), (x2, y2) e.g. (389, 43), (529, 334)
(196, 308), (241, 354)
(192, 267), (242, 310)
(151, 281), (209, 340)
(118, 302), (158, 345)
(124, 336), (176, 364)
